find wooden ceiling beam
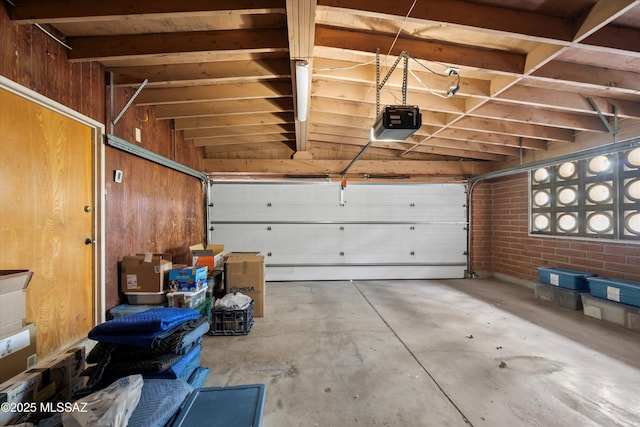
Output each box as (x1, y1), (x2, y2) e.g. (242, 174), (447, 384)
(110, 58), (292, 87)
(572, 0), (640, 42)
(315, 25), (525, 75)
(309, 123), (370, 140)
(434, 128), (543, 149)
(287, 0), (316, 154)
(312, 57), (491, 98)
(311, 97), (376, 118)
(317, 0), (573, 43)
(135, 81), (292, 105)
(452, 117), (568, 144)
(67, 28), (288, 61)
(312, 141), (415, 160)
(499, 86), (640, 119)
(202, 158), (495, 176)
(204, 141), (294, 153)
(416, 137), (521, 158)
(307, 132), (368, 146)
(155, 98), (293, 120)
(312, 79), (467, 114)
(469, 102), (610, 133)
(175, 112), (293, 130)
(308, 125), (519, 159)
(185, 123), (295, 139)
(8, 0), (285, 23)
(311, 111), (374, 129)
(580, 25), (640, 56)
(312, 97), (441, 127)
(309, 140), (505, 162)
(201, 134), (295, 148)
(532, 60), (640, 95)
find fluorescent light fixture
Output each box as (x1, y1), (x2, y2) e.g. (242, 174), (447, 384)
(295, 60), (309, 122)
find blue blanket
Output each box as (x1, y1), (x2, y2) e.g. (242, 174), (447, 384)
(187, 366), (210, 389)
(147, 344), (201, 381)
(88, 308), (203, 349)
(90, 307), (201, 335)
(127, 379), (194, 427)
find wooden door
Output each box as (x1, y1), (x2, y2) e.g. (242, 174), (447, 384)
(0, 88), (94, 359)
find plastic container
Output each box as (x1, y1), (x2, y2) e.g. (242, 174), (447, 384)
(581, 294), (640, 332)
(587, 277), (640, 308)
(210, 300), (254, 336)
(125, 291), (166, 305)
(537, 267), (594, 290)
(167, 285), (207, 309)
(168, 266), (208, 292)
(533, 282), (587, 310)
(109, 303), (164, 318)
(170, 384), (266, 427)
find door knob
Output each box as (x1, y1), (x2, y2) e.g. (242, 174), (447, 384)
(85, 238), (96, 245)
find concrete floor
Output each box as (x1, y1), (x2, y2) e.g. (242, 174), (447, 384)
(201, 279), (640, 427)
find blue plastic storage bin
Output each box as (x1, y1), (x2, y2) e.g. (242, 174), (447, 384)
(587, 277), (640, 308)
(537, 267), (594, 290)
(109, 303), (164, 318)
(533, 282), (586, 310)
(171, 384), (266, 427)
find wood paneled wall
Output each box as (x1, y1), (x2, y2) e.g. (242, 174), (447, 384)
(1, 4), (206, 318)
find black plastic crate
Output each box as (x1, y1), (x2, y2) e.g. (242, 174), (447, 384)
(210, 300), (254, 335)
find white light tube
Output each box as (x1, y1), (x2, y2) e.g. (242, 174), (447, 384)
(295, 60), (309, 122)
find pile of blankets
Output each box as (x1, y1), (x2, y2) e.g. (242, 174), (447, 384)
(31, 308), (211, 427)
(82, 307), (210, 392)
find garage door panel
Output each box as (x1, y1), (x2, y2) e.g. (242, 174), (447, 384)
(209, 182), (467, 280)
(342, 224), (466, 264)
(344, 183), (467, 222)
(212, 182), (342, 222)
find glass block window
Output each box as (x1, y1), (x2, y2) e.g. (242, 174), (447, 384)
(530, 147), (640, 242)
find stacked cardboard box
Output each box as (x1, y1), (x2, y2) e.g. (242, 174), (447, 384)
(120, 254), (172, 305)
(224, 253), (265, 318)
(0, 346), (85, 425)
(0, 270), (37, 384)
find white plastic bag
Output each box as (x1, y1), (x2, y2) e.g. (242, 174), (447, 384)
(214, 291), (252, 310)
(62, 374), (143, 427)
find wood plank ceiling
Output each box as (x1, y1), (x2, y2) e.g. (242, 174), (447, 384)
(7, 0), (640, 179)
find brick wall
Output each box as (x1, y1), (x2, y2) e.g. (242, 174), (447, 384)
(471, 172), (640, 282)
(469, 181), (492, 273)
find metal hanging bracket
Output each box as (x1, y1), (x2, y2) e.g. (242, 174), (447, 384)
(109, 71), (148, 134)
(586, 96), (619, 142)
(375, 49), (409, 115)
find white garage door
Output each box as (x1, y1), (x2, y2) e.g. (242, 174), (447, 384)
(208, 181), (468, 281)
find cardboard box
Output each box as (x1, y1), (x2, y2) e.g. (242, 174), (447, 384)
(31, 346), (85, 402)
(0, 323), (37, 384)
(0, 370), (43, 426)
(169, 266), (208, 292)
(190, 244), (225, 271)
(0, 270), (33, 337)
(121, 255), (172, 293)
(224, 253), (265, 317)
(136, 252), (173, 262)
